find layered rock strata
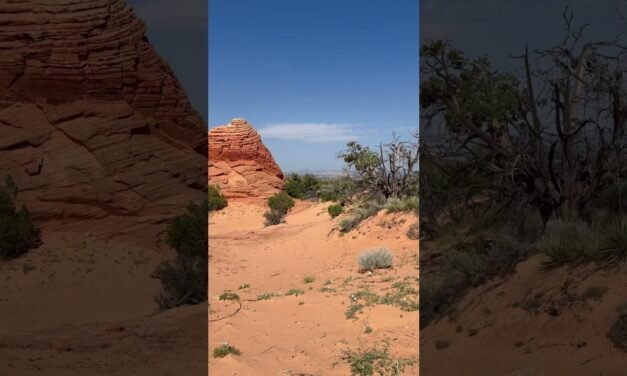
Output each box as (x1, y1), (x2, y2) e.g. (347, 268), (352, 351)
(208, 118), (284, 199)
(0, 0), (207, 225)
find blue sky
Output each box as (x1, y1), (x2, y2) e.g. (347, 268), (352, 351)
(422, 0), (625, 70)
(209, 0), (418, 172)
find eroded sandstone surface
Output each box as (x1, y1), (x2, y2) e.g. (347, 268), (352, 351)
(0, 0), (207, 227)
(208, 118), (284, 199)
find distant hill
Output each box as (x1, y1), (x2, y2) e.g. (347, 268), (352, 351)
(283, 169), (345, 179)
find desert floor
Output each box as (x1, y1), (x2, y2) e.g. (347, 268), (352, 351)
(209, 200), (419, 375)
(0, 224), (207, 375)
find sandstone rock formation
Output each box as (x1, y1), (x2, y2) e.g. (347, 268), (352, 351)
(209, 118), (284, 199)
(0, 0), (207, 227)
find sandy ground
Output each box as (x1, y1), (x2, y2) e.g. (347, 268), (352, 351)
(0, 224), (207, 375)
(420, 256), (627, 375)
(209, 201), (419, 375)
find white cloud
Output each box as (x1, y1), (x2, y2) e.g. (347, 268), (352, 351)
(130, 0), (206, 31)
(258, 123), (359, 143)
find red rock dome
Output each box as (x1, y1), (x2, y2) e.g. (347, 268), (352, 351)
(0, 0), (207, 226)
(208, 118), (284, 199)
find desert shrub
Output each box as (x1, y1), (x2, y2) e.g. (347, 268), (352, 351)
(318, 176), (358, 204)
(264, 191), (295, 226)
(153, 255), (207, 309)
(284, 173), (320, 199)
(406, 223), (419, 240)
(328, 204), (343, 218)
(357, 247), (394, 272)
(213, 343), (241, 358)
(608, 313), (627, 352)
(208, 185), (228, 211)
(445, 250), (488, 280)
(166, 200), (209, 258)
(598, 216), (627, 265)
(0, 176), (41, 260)
(263, 210), (284, 226)
(539, 220), (600, 268)
(342, 342), (415, 376)
(286, 288), (304, 296)
(153, 200), (208, 310)
(339, 201), (382, 233)
(218, 291), (240, 301)
(384, 196), (419, 213)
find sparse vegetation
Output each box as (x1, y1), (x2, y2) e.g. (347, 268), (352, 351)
(357, 247), (394, 272)
(342, 342), (416, 376)
(257, 292), (281, 301)
(539, 220), (600, 268)
(381, 282), (419, 311)
(339, 201), (383, 233)
(219, 291), (240, 301)
(0, 175), (41, 260)
(384, 196), (418, 213)
(420, 237), (531, 328)
(213, 343), (241, 358)
(284, 173), (321, 200)
(345, 303), (365, 320)
(208, 184), (228, 211)
(303, 275), (315, 284)
(263, 191), (295, 226)
(152, 200), (208, 310)
(328, 204), (343, 218)
(286, 288), (305, 296)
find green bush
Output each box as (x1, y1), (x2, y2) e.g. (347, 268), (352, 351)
(328, 204), (343, 218)
(166, 200), (209, 259)
(284, 173), (321, 199)
(213, 343), (241, 358)
(153, 199), (208, 310)
(0, 176), (41, 260)
(208, 185), (227, 211)
(357, 247), (394, 272)
(264, 191), (295, 226)
(318, 176), (358, 204)
(384, 196), (419, 213)
(339, 202), (382, 233)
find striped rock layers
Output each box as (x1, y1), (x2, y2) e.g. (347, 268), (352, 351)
(209, 119), (284, 199)
(0, 0), (207, 226)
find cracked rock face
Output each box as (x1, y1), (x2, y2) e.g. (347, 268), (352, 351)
(209, 118), (284, 199)
(0, 0), (207, 226)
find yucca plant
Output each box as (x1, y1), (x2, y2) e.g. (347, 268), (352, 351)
(599, 217), (627, 266)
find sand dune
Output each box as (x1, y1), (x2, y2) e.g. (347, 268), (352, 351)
(420, 257), (627, 375)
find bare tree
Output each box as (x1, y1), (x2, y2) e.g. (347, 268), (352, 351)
(420, 9), (626, 231)
(338, 130), (419, 199)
